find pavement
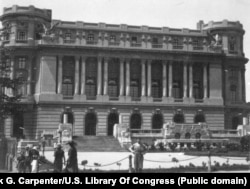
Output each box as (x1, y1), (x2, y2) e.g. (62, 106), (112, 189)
(1, 149), (249, 173)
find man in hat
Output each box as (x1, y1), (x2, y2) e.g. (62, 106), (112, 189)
(129, 139), (147, 173)
(54, 143), (65, 173)
(65, 141), (78, 173)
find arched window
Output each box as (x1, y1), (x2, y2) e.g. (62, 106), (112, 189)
(13, 112), (24, 138)
(107, 110), (119, 136)
(130, 110), (142, 129)
(152, 111), (163, 129)
(194, 110), (206, 123)
(173, 109), (184, 123)
(61, 111), (74, 125)
(85, 111), (97, 136)
(232, 116), (240, 130)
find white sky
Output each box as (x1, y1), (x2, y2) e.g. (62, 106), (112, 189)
(1, 0), (250, 102)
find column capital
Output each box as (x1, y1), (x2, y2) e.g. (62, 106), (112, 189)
(75, 55), (81, 60)
(141, 59), (147, 64)
(97, 56), (103, 62)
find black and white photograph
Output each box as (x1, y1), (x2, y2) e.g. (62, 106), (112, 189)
(0, 0), (250, 177)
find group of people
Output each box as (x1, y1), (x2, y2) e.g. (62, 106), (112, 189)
(53, 141), (78, 173)
(16, 138), (147, 173)
(16, 145), (40, 173)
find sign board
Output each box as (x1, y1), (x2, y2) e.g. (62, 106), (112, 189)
(58, 123), (73, 144)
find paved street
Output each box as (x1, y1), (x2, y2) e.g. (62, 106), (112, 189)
(44, 151), (250, 172)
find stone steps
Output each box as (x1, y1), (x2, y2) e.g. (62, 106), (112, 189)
(73, 136), (126, 152)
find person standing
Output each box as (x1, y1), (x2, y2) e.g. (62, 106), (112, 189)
(30, 146), (40, 173)
(40, 137), (46, 157)
(54, 144), (65, 173)
(66, 141), (78, 173)
(16, 151), (26, 173)
(129, 139), (147, 173)
(24, 145), (32, 173)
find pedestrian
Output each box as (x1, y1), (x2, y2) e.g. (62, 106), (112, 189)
(24, 145), (32, 173)
(129, 138), (147, 173)
(16, 151), (26, 173)
(65, 141), (78, 173)
(30, 146), (40, 173)
(54, 143), (65, 173)
(40, 137), (46, 157)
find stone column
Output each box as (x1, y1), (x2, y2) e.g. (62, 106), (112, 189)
(147, 60), (152, 97)
(238, 68), (242, 102)
(97, 57), (102, 96)
(141, 60), (146, 97)
(242, 68), (246, 102)
(74, 56), (80, 95)
(103, 58), (108, 95)
(162, 61), (167, 97)
(57, 55), (63, 94)
(183, 62), (188, 98)
(81, 56), (86, 95)
(125, 59), (130, 96)
(119, 59), (124, 96)
(189, 63), (193, 98)
(203, 63), (208, 98)
(168, 61), (173, 98)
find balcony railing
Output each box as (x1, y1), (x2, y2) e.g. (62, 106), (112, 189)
(130, 43), (142, 47)
(173, 45), (183, 49)
(108, 41), (120, 46)
(152, 44), (163, 48)
(15, 39), (28, 43)
(193, 46), (203, 50)
(63, 39), (76, 44)
(86, 40), (98, 45)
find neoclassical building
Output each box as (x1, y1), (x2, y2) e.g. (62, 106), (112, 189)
(0, 5), (248, 139)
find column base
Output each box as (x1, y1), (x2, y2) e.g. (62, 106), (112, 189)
(147, 97), (153, 103)
(205, 98), (224, 105)
(125, 96), (131, 102)
(119, 96), (126, 102)
(102, 95), (109, 102)
(141, 96), (147, 103)
(167, 97), (175, 103)
(183, 97), (189, 104)
(96, 95), (103, 101)
(189, 97), (195, 104)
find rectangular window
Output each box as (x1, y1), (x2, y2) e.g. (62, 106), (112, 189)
(193, 38), (203, 50)
(17, 31), (27, 41)
(172, 37), (183, 49)
(86, 33), (97, 45)
(18, 57), (26, 69)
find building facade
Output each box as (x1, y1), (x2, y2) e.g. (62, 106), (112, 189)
(0, 5), (248, 139)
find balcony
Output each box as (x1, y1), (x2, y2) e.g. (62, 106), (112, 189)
(63, 39), (76, 44)
(193, 46), (203, 50)
(15, 39), (28, 43)
(152, 44), (163, 49)
(108, 41), (120, 46)
(130, 43), (141, 47)
(172, 45), (183, 50)
(86, 40), (98, 45)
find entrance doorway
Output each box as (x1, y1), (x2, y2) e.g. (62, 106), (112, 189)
(13, 112), (24, 138)
(130, 113), (142, 129)
(85, 112), (97, 135)
(107, 113), (119, 136)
